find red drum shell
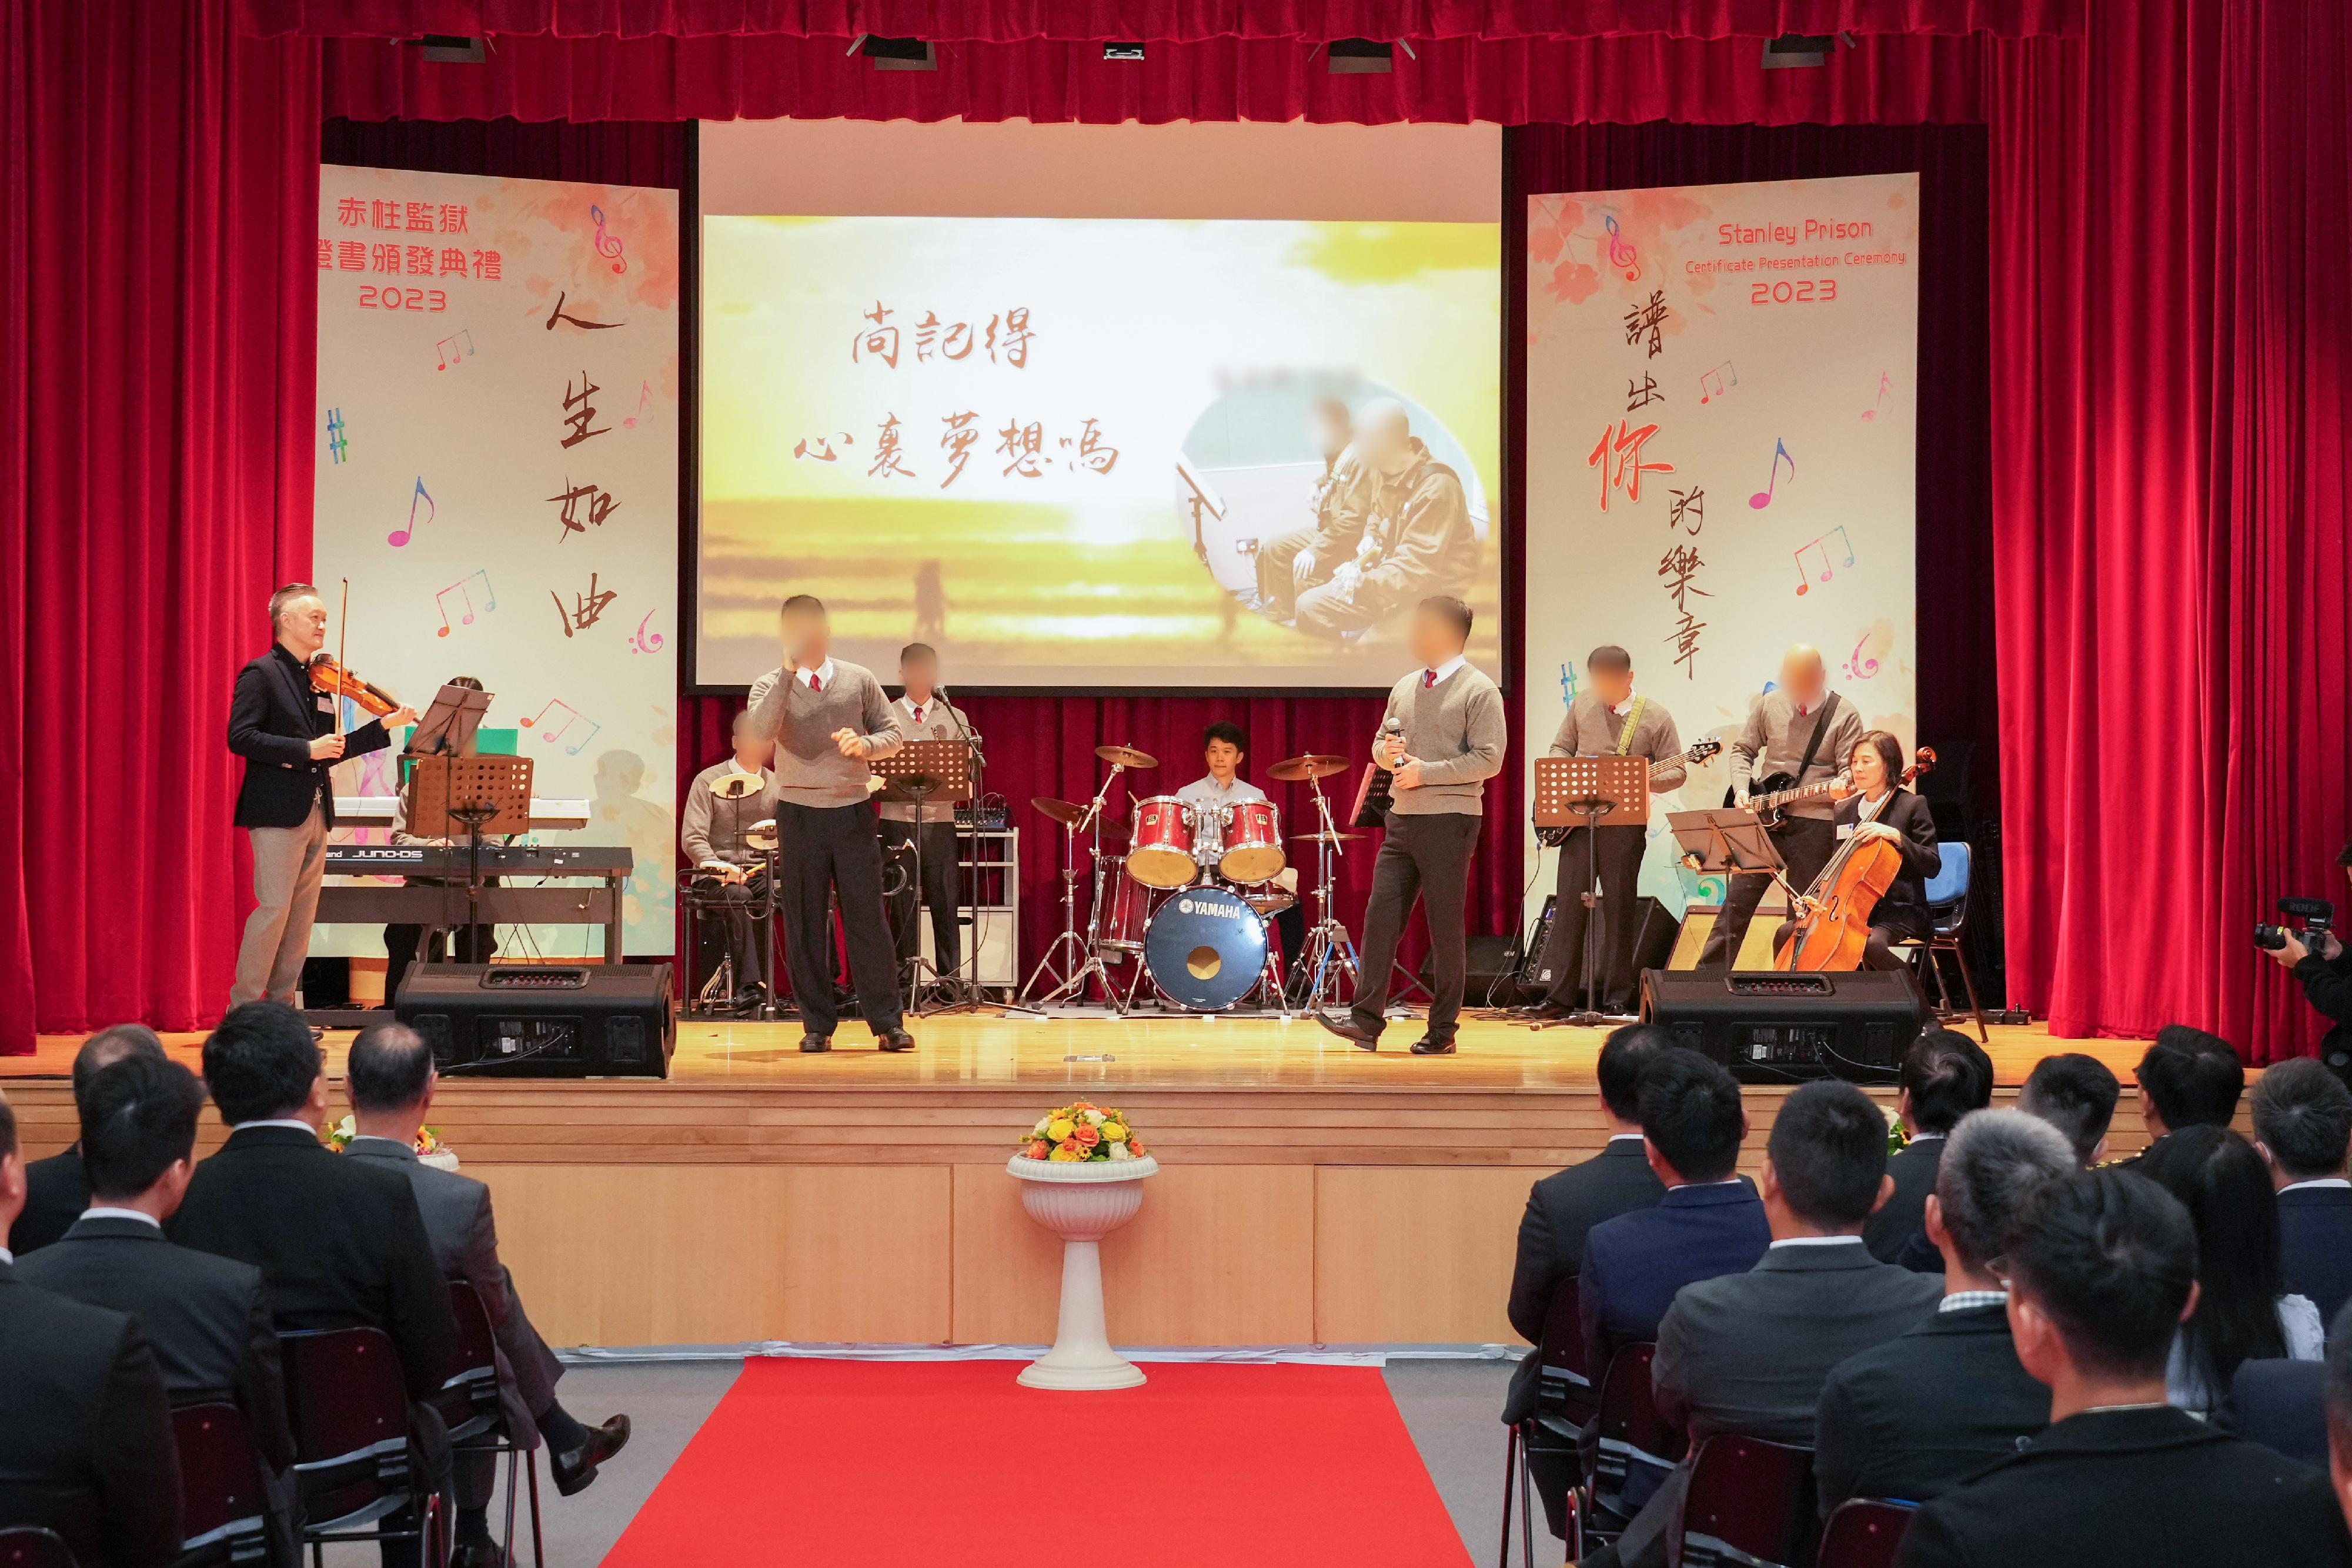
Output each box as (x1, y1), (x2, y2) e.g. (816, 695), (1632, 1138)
(1125, 795), (1200, 889)
(1217, 800), (1286, 884)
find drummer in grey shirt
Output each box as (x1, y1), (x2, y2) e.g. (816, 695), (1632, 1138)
(1176, 722), (1302, 974)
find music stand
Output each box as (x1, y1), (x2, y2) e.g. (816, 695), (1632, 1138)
(406, 754), (533, 950)
(871, 740), (973, 1011)
(406, 682), (494, 757)
(1531, 757), (1652, 1027)
(1349, 761), (1393, 829)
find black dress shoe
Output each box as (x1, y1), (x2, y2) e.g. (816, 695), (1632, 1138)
(1314, 1012), (1380, 1052)
(799, 1034), (832, 1053)
(878, 1028), (916, 1052)
(450, 1542), (503, 1568)
(1408, 1034), (1458, 1055)
(549, 1413), (632, 1497)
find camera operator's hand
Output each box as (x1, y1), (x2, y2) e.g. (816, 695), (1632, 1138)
(2316, 930), (2344, 963)
(2269, 932), (2311, 968)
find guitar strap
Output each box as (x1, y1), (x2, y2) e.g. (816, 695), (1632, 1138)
(1612, 696), (1648, 757)
(1790, 691), (1840, 784)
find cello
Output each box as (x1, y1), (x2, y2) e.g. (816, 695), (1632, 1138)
(1772, 747), (1936, 972)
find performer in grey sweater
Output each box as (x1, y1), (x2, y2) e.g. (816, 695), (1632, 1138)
(744, 594), (911, 1052)
(1317, 596), (1506, 1055)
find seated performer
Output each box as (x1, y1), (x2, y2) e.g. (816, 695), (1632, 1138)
(745, 595), (911, 1054)
(1177, 722), (1305, 972)
(1772, 728), (1939, 970)
(681, 710), (778, 1011)
(1294, 400), (1479, 639)
(1526, 646), (1685, 1019)
(1253, 398), (1376, 623)
(383, 674), (494, 1002)
(881, 643), (973, 991)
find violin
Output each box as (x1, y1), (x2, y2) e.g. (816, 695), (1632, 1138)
(308, 653), (402, 718)
(1772, 747), (1936, 972)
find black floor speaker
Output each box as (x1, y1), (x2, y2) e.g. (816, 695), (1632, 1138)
(1638, 968), (1926, 1082)
(1422, 934), (1524, 1007)
(395, 963), (676, 1078)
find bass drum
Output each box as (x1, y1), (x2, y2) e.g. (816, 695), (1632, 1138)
(1144, 885), (1270, 1013)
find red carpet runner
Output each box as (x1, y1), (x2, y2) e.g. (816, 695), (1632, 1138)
(602, 1359), (1474, 1566)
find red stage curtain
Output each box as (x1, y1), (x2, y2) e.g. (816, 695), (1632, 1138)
(0, 0), (321, 1052)
(318, 29), (1994, 123)
(1989, 1), (2352, 1054)
(249, 1), (2080, 42)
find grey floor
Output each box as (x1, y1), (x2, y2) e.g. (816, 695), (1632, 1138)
(322, 1356), (1525, 1566)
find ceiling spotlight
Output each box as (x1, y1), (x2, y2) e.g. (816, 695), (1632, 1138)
(857, 35), (937, 71)
(1325, 38), (1395, 74)
(1103, 41), (1145, 62)
(1760, 31), (1856, 68)
(409, 34), (486, 64)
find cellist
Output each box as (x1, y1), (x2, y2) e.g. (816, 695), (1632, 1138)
(1777, 730), (1940, 970)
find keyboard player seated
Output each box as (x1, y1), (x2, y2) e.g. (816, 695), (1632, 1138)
(683, 711), (780, 1012)
(382, 674), (496, 1002)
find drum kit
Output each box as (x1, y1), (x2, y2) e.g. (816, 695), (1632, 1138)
(1018, 743), (1365, 1016)
(683, 769), (781, 1017)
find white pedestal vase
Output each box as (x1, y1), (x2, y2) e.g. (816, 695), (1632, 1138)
(1006, 1154), (1158, 1390)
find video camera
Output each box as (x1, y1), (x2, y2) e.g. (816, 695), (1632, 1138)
(2254, 897), (2336, 951)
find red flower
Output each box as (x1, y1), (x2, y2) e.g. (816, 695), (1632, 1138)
(1073, 1125), (1101, 1146)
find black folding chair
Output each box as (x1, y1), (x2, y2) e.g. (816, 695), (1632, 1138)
(172, 1402), (270, 1566)
(0, 1530), (76, 1568)
(431, 1280), (546, 1568)
(1498, 1278), (1592, 1567)
(1817, 1499), (1917, 1568)
(1587, 1342), (1686, 1544)
(278, 1326), (443, 1568)
(1678, 1435), (1819, 1568)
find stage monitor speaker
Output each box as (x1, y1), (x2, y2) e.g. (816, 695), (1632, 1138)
(1629, 896), (1681, 977)
(1425, 934), (1523, 1007)
(1666, 903), (1780, 969)
(1639, 968), (1925, 1082)
(1519, 894), (1682, 996)
(395, 963), (676, 1079)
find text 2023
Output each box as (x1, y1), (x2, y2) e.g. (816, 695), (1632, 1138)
(1752, 279), (1839, 304)
(357, 286), (449, 312)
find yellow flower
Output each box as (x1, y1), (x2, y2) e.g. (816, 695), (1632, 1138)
(1046, 1116), (1077, 1142)
(1048, 1141), (1086, 1162)
(1102, 1123), (1129, 1143)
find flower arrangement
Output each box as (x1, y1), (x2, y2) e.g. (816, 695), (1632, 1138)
(1017, 1101), (1146, 1164)
(325, 1115), (446, 1159)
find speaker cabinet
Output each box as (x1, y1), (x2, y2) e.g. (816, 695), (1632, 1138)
(395, 963), (676, 1078)
(1639, 968), (1926, 1082)
(1666, 904), (1781, 969)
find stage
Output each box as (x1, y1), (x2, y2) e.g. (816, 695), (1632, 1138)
(5, 1013), (2161, 1352)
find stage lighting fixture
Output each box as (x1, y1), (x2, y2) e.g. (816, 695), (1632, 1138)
(855, 35), (938, 71)
(1325, 38), (1396, 73)
(410, 34), (486, 64)
(1104, 41), (1145, 62)
(1762, 31), (1857, 68)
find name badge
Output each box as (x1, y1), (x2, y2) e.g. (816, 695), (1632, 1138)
(1836, 823), (1855, 840)
(315, 695), (336, 714)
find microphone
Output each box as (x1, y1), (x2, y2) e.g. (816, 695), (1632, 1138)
(1382, 715), (1404, 768)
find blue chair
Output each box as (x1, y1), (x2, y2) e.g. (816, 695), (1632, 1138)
(1901, 841), (1989, 1042)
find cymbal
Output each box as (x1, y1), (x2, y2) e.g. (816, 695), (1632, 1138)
(1267, 753), (1349, 783)
(711, 771), (766, 800)
(1031, 795), (1093, 829)
(1094, 743), (1158, 770)
(1292, 830), (1366, 844)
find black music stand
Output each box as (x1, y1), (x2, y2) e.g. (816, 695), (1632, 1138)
(1532, 757), (1652, 1026)
(407, 754), (533, 952)
(406, 682), (494, 757)
(872, 740), (973, 1012)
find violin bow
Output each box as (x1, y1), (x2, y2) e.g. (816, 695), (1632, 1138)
(333, 577), (351, 737)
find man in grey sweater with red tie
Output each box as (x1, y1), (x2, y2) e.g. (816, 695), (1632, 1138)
(1318, 596), (1506, 1055)
(746, 595), (910, 1054)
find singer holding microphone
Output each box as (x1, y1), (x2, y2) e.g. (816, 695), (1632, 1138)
(1318, 596), (1505, 1055)
(746, 594), (913, 1054)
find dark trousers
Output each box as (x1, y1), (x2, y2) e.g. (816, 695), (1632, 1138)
(883, 818), (962, 977)
(777, 800), (903, 1037)
(1698, 815), (1836, 968)
(1537, 825), (1648, 1012)
(694, 881), (767, 990)
(1351, 811), (1481, 1041)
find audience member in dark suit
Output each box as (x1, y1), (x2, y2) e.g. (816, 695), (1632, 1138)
(343, 1025), (632, 1568)
(1502, 1026), (1672, 1540)
(2124, 1022), (2246, 1165)
(169, 1001), (457, 1567)
(16, 1053), (298, 1563)
(1894, 1170), (2352, 1568)
(2224, 1357), (2328, 1469)
(1864, 1029), (1993, 1264)
(1586, 1080), (1944, 1568)
(2253, 1058), (2352, 1325)
(1505, 1025), (1673, 1424)
(2325, 1302), (2352, 1532)
(2016, 1051), (2121, 1168)
(1578, 1050), (1769, 1380)
(6, 1024), (168, 1256)
(1816, 1109), (2073, 1512)
(0, 1087), (183, 1568)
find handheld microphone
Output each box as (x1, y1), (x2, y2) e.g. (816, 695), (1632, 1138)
(1381, 715), (1404, 768)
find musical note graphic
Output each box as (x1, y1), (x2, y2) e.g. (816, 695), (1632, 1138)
(620, 379), (654, 429)
(1842, 617), (1895, 679)
(1860, 371), (1894, 422)
(1792, 526), (1856, 596)
(1747, 439), (1795, 509)
(433, 570), (496, 638)
(387, 476), (433, 547)
(325, 407), (349, 464)
(1558, 661), (1578, 704)
(520, 698), (602, 755)
(434, 330), (476, 372)
(1602, 213), (1640, 281)
(627, 611), (664, 655)
(589, 205), (627, 275)
(1698, 361), (1739, 404)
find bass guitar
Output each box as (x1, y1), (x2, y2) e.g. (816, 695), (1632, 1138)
(1536, 738), (1723, 845)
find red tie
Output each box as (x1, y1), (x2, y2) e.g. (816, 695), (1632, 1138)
(912, 704), (924, 724)
(808, 671), (821, 692)
(1423, 669), (1438, 688)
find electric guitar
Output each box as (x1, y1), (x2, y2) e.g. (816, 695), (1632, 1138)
(1535, 738), (1723, 845)
(1745, 745), (1935, 831)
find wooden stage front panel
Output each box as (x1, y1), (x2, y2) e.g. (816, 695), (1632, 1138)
(5, 1015), (2166, 1349)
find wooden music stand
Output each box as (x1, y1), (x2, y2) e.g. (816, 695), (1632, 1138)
(871, 740), (974, 1007)
(1535, 756), (1651, 831)
(406, 755), (534, 946)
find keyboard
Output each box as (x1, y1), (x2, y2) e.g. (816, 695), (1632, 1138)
(325, 845), (634, 876)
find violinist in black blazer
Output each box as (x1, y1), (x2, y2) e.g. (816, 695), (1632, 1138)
(1778, 729), (1940, 971)
(226, 584), (413, 1007)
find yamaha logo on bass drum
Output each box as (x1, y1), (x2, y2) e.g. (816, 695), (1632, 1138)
(1175, 895), (1246, 920)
